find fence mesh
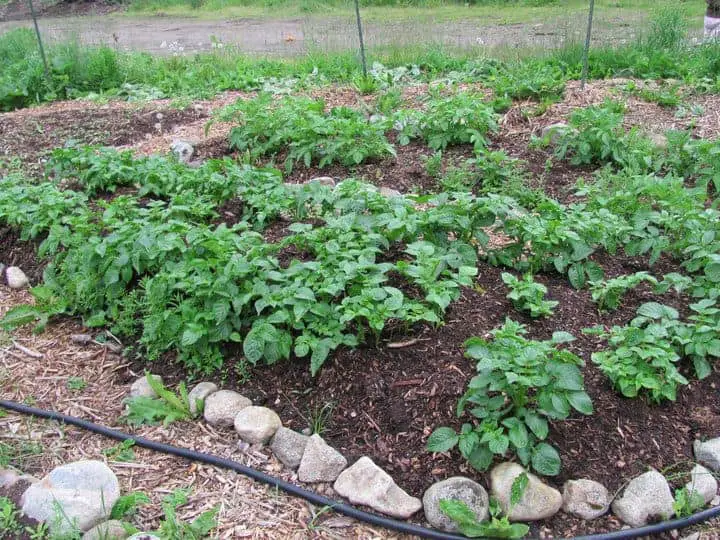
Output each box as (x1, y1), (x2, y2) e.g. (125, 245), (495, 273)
(0, 1), (707, 60)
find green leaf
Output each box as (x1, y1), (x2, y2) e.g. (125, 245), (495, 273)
(524, 413), (549, 440)
(567, 391), (593, 415)
(531, 443), (561, 476)
(243, 327), (265, 364)
(427, 427), (459, 453)
(510, 472), (529, 507)
(567, 264), (585, 289)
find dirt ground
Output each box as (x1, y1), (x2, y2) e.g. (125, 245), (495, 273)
(0, 4), (672, 56)
(1, 79), (720, 538)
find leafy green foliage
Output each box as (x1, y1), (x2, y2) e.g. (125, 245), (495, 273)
(110, 491), (151, 520)
(157, 489), (218, 540)
(439, 498), (529, 539)
(124, 375), (193, 426)
(673, 487), (706, 518)
(501, 272), (557, 317)
(102, 440), (136, 462)
(221, 94), (395, 171)
(587, 303), (688, 402)
(428, 319), (591, 476)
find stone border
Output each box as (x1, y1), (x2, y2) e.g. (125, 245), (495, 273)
(137, 374), (720, 535)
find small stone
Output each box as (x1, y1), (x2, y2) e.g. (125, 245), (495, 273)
(170, 140), (194, 163)
(203, 390), (252, 428)
(334, 457), (422, 519)
(650, 133), (668, 150)
(562, 479), (610, 520)
(379, 187), (402, 198)
(82, 520), (129, 540)
(270, 427), (310, 469)
(694, 438), (720, 472)
(21, 460), (120, 534)
(187, 382), (218, 416)
(233, 406), (282, 445)
(301, 427), (312, 436)
(307, 176), (335, 187)
(541, 123), (572, 145)
(6, 266), (29, 289)
(333, 457), (422, 519)
(129, 374), (163, 399)
(611, 469), (674, 527)
(423, 477), (489, 532)
(490, 462), (562, 522)
(127, 534), (160, 540)
(297, 434), (347, 483)
(71, 334), (93, 345)
(685, 464), (718, 504)
(680, 533), (700, 540)
(155, 112), (164, 121)
(0, 468), (22, 489)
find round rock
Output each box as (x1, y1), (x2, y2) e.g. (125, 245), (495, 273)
(423, 477), (489, 532)
(270, 427), (310, 469)
(694, 438), (720, 472)
(611, 469), (674, 527)
(127, 534), (161, 540)
(685, 464), (718, 504)
(562, 479), (610, 520)
(187, 382), (218, 416)
(129, 374), (163, 399)
(297, 434), (347, 483)
(379, 187), (402, 198)
(334, 457), (422, 519)
(203, 390), (252, 428)
(233, 406), (282, 445)
(307, 176), (335, 186)
(82, 520), (129, 540)
(490, 462), (562, 522)
(21, 460), (121, 534)
(6, 266), (29, 289)
(170, 140), (194, 163)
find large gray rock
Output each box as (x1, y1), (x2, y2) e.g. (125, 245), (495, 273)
(307, 176), (335, 187)
(611, 470), (674, 527)
(423, 477), (489, 532)
(129, 374), (163, 399)
(82, 520), (129, 540)
(187, 382), (218, 416)
(270, 427), (309, 469)
(6, 266), (29, 289)
(170, 140), (194, 163)
(203, 390), (252, 428)
(233, 406), (282, 445)
(21, 460), (120, 534)
(685, 464), (718, 504)
(334, 457), (422, 519)
(379, 187), (402, 198)
(490, 462), (562, 522)
(297, 434), (347, 483)
(562, 479), (610, 520)
(694, 438), (720, 472)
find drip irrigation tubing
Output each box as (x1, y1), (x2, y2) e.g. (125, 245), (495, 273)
(1, 399), (719, 539)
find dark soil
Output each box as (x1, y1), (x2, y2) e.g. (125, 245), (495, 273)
(0, 227), (46, 284)
(0, 478), (41, 540)
(3, 104), (719, 538)
(0, 105), (205, 175)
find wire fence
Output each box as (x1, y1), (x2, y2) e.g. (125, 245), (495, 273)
(0, 0), (706, 60)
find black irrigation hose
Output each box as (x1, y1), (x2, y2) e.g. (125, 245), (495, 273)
(2, 399), (719, 540)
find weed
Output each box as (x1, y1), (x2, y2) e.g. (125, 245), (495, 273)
(102, 440), (136, 462)
(66, 377), (87, 392)
(124, 374), (193, 426)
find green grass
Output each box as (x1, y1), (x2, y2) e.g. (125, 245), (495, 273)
(1, 4), (719, 111)
(125, 0), (705, 24)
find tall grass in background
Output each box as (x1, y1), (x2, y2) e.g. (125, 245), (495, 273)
(1, 5), (719, 111)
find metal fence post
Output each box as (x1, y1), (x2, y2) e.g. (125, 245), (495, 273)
(354, 0), (368, 77)
(580, 0), (595, 90)
(27, 0), (49, 77)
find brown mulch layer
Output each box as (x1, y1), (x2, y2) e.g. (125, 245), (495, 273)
(0, 228), (45, 284)
(0, 0), (122, 21)
(0, 103), (205, 174)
